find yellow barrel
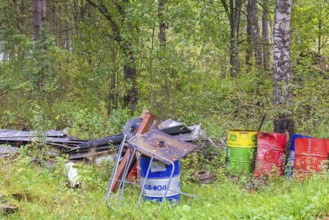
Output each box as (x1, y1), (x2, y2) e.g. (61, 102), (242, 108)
(227, 130), (257, 148)
(227, 130), (257, 173)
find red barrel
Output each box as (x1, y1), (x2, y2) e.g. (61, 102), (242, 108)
(254, 132), (287, 178)
(294, 138), (329, 175)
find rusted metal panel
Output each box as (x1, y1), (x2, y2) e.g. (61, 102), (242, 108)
(129, 129), (197, 163)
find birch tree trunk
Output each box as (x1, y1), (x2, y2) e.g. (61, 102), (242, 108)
(273, 0), (295, 135)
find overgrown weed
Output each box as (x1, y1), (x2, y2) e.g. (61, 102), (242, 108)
(2, 151), (329, 219)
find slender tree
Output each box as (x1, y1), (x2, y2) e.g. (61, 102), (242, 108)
(262, 0), (270, 70)
(32, 0), (48, 91)
(157, 0), (169, 118)
(248, 0), (262, 69)
(273, 0), (295, 136)
(221, 0), (242, 76)
(158, 0), (167, 47)
(246, 20), (253, 70)
(32, 0), (46, 41)
(246, 1), (252, 70)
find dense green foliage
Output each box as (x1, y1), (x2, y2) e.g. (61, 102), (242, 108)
(0, 0), (328, 138)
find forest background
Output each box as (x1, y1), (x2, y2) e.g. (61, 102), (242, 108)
(0, 0), (329, 139)
(1, 1), (329, 219)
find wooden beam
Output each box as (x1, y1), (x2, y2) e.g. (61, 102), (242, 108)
(110, 111), (155, 192)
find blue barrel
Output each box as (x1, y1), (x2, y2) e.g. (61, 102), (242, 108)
(140, 156), (180, 202)
(286, 134), (310, 176)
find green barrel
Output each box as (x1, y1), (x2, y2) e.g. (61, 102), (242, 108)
(227, 130), (257, 173)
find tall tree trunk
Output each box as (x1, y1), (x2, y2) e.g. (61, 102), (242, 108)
(273, 0), (294, 137)
(123, 47), (138, 111)
(230, 22), (239, 76)
(32, 0), (46, 40)
(157, 0), (169, 119)
(221, 0), (242, 76)
(318, 18), (322, 55)
(158, 0), (167, 47)
(262, 0), (270, 70)
(32, 0), (47, 91)
(231, 0), (241, 76)
(248, 0), (263, 69)
(246, 14), (252, 71)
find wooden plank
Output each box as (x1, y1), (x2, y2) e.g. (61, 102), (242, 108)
(140, 109), (149, 118)
(110, 147), (132, 192)
(134, 111), (155, 179)
(110, 111), (155, 192)
(135, 112), (156, 135)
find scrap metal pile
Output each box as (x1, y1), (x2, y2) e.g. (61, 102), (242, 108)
(0, 111), (207, 212)
(0, 118), (203, 160)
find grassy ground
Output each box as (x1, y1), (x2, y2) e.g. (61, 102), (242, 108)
(1, 154), (329, 220)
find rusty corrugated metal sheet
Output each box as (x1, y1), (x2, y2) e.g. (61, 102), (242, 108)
(0, 129), (69, 138)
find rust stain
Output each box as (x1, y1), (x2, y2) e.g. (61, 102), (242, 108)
(129, 130), (197, 162)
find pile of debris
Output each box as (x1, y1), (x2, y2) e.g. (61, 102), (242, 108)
(0, 118), (204, 161)
(0, 110), (220, 209)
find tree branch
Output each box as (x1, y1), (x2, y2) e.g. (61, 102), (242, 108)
(220, 0), (232, 25)
(86, 0), (122, 42)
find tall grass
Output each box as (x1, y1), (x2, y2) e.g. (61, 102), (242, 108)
(1, 153), (329, 219)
